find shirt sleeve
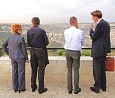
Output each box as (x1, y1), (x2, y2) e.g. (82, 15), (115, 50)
(42, 30), (49, 46)
(81, 31), (84, 46)
(27, 30), (30, 47)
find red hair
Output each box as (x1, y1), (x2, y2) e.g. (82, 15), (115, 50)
(11, 24), (22, 33)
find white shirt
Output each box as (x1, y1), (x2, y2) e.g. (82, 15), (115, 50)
(64, 26), (84, 51)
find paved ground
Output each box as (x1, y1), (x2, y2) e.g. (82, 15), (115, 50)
(0, 56), (115, 98)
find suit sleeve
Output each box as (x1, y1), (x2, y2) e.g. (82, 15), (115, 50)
(89, 23), (102, 41)
(2, 38), (9, 55)
(20, 37), (28, 60)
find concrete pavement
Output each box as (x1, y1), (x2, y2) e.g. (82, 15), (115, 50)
(0, 56), (115, 98)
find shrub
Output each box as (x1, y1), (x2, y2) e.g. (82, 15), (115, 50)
(57, 50), (65, 56)
(0, 48), (4, 56)
(81, 50), (91, 56)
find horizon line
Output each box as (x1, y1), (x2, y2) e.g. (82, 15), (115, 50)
(0, 22), (115, 25)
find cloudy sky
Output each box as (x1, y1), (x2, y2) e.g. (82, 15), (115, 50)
(0, 0), (114, 24)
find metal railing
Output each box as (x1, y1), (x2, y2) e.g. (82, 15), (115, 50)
(1, 47), (115, 50)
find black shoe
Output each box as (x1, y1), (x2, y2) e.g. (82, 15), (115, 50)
(101, 88), (106, 92)
(19, 89), (26, 93)
(90, 87), (99, 93)
(32, 86), (37, 92)
(68, 91), (72, 94)
(74, 88), (81, 94)
(14, 90), (18, 92)
(39, 88), (48, 94)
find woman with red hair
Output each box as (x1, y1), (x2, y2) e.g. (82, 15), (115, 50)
(3, 24), (28, 93)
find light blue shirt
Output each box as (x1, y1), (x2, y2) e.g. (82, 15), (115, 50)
(64, 26), (84, 51)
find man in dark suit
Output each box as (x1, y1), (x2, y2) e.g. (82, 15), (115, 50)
(89, 10), (111, 93)
(27, 17), (49, 94)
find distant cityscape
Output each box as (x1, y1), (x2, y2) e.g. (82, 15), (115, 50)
(0, 23), (115, 48)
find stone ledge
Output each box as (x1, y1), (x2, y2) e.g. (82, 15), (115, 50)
(0, 56), (92, 60)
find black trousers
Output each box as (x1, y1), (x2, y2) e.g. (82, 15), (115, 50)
(93, 56), (106, 90)
(30, 48), (46, 91)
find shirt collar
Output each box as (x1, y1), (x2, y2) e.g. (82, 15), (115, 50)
(15, 32), (20, 35)
(70, 26), (77, 29)
(97, 18), (102, 24)
(33, 25), (38, 27)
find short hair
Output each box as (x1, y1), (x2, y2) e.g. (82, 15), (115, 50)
(11, 24), (22, 34)
(69, 16), (77, 24)
(31, 17), (40, 25)
(91, 10), (102, 18)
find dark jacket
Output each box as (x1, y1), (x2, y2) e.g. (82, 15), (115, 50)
(90, 19), (111, 57)
(3, 33), (28, 60)
(27, 26), (49, 48)
(27, 26), (49, 65)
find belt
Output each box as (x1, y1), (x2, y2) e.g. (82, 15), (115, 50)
(31, 47), (43, 49)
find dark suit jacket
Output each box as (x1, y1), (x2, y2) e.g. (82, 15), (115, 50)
(90, 19), (111, 57)
(3, 33), (28, 60)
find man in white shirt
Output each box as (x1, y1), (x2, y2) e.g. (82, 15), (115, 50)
(64, 16), (84, 94)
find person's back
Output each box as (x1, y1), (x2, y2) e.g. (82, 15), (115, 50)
(27, 17), (49, 94)
(64, 16), (84, 94)
(64, 27), (84, 51)
(27, 26), (48, 48)
(8, 34), (26, 59)
(3, 24), (28, 93)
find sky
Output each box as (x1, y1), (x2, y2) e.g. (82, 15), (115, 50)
(0, 0), (114, 24)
